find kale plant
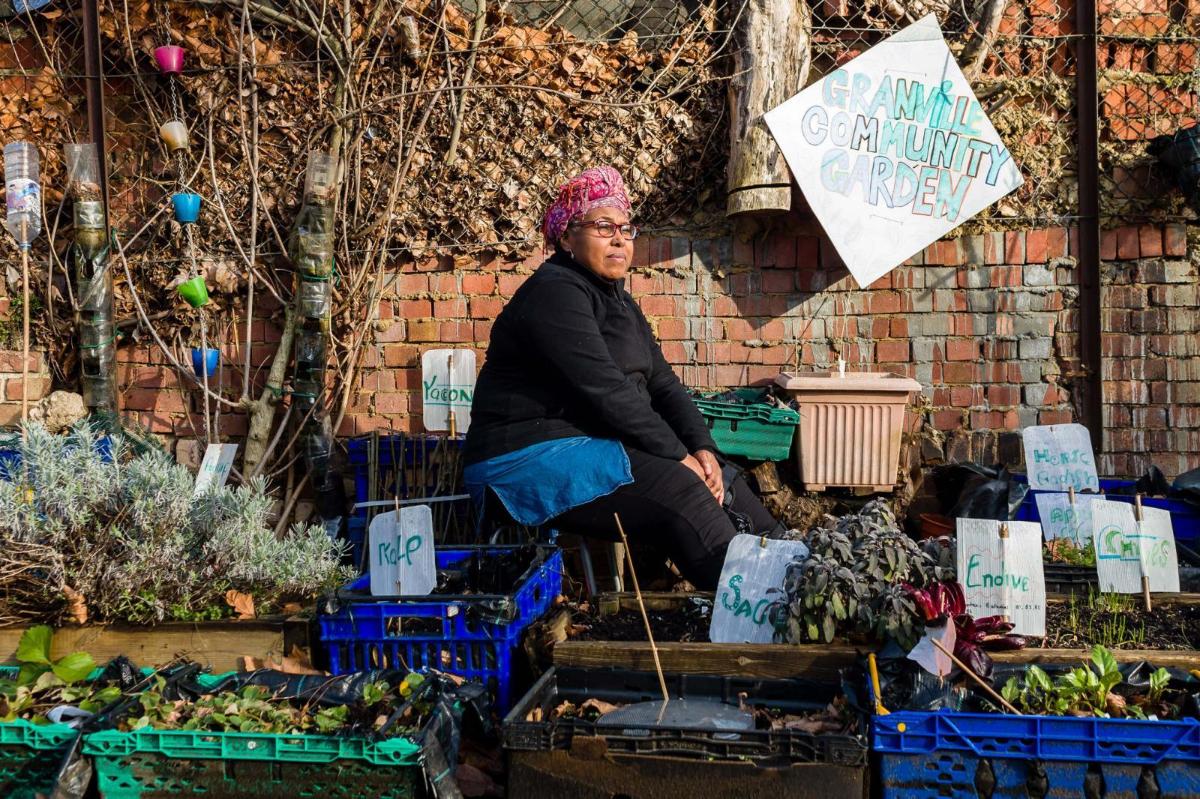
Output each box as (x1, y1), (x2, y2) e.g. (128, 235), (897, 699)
(0, 422), (353, 624)
(769, 500), (948, 648)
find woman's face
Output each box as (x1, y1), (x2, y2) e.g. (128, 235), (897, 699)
(560, 207), (635, 281)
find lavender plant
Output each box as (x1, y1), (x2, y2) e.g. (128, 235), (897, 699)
(0, 422), (352, 624)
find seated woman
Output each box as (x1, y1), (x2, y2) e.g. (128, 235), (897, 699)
(463, 166), (782, 589)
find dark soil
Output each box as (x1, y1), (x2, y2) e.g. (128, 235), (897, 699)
(570, 596), (1200, 652)
(1040, 600), (1200, 650)
(572, 600), (713, 643)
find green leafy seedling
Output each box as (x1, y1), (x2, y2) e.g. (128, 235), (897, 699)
(15, 625), (95, 686)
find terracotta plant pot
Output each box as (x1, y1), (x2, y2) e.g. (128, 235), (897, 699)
(918, 513), (955, 539)
(775, 371), (923, 493)
(154, 45), (185, 74)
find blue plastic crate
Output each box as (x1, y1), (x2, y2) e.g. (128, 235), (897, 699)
(874, 710), (1200, 798)
(317, 545), (562, 713)
(347, 435), (464, 511)
(1012, 476), (1200, 545)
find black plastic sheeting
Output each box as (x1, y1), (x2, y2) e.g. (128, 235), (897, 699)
(934, 463), (1029, 521)
(1147, 124), (1200, 215)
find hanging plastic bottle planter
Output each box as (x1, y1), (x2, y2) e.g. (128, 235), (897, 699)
(172, 192), (201, 224)
(298, 278), (332, 319)
(159, 120), (189, 152)
(153, 45), (185, 74)
(177, 275), (209, 308)
(304, 150), (337, 204)
(190, 347), (220, 378)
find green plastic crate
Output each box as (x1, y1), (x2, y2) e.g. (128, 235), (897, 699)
(85, 729), (422, 799)
(0, 665), (82, 799)
(692, 388), (800, 461)
(0, 718), (80, 799)
(83, 670), (431, 799)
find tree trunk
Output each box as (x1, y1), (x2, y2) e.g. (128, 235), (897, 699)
(726, 0), (811, 218)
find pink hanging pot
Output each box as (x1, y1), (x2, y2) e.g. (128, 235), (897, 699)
(154, 45), (185, 74)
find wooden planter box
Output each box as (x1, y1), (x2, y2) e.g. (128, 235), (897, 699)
(557, 592), (864, 681)
(0, 617), (310, 672)
(556, 592), (1200, 678)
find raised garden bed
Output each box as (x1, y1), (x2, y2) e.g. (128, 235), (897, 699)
(554, 593), (863, 681)
(555, 592), (1200, 678)
(0, 617), (309, 673)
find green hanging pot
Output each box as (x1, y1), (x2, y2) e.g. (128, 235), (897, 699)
(177, 275), (209, 308)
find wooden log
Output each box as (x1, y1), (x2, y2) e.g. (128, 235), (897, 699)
(0, 618), (308, 673)
(725, 0), (811, 217)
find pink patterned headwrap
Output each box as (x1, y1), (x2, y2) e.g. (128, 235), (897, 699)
(542, 166), (632, 247)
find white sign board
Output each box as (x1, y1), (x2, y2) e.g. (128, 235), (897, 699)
(368, 505), (436, 597)
(421, 349), (476, 435)
(763, 14), (1023, 287)
(1092, 500), (1180, 594)
(956, 519), (1046, 637)
(710, 534), (810, 644)
(1035, 492), (1096, 544)
(193, 444), (238, 496)
(1022, 423), (1100, 492)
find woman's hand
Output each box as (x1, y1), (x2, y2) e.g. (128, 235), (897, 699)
(682, 450), (724, 505)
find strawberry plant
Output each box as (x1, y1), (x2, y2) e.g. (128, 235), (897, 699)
(0, 625), (121, 723)
(119, 673), (431, 736)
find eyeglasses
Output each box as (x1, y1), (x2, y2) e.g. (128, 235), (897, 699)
(570, 220), (640, 240)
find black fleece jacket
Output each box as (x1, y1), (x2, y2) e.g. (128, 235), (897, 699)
(463, 251), (716, 465)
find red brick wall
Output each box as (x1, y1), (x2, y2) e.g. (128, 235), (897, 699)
(344, 220), (1196, 478)
(1099, 223), (1197, 477)
(9, 220), (1193, 481)
(0, 351), (50, 425)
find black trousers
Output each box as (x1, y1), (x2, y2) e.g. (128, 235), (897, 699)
(548, 448), (780, 590)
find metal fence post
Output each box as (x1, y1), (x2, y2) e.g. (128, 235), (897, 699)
(1075, 0), (1103, 453)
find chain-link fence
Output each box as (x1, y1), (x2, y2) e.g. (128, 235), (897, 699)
(1097, 0), (1198, 223)
(3, 0), (1198, 320)
(810, 2), (1080, 230)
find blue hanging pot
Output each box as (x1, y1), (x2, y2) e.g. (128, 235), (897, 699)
(172, 192), (201, 224)
(191, 347), (219, 378)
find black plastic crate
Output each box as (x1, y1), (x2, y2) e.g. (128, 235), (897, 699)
(1044, 563), (1098, 594)
(503, 667), (867, 765)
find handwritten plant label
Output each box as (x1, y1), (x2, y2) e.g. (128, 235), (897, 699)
(709, 534), (810, 644)
(1034, 492), (1096, 543)
(763, 14), (1023, 287)
(1092, 500), (1180, 594)
(956, 519), (1046, 637)
(421, 349), (476, 435)
(192, 444), (238, 496)
(369, 505), (436, 597)
(1022, 423), (1099, 492)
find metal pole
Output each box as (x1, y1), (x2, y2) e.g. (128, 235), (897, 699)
(1075, 0), (1103, 452)
(81, 0), (110, 210)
